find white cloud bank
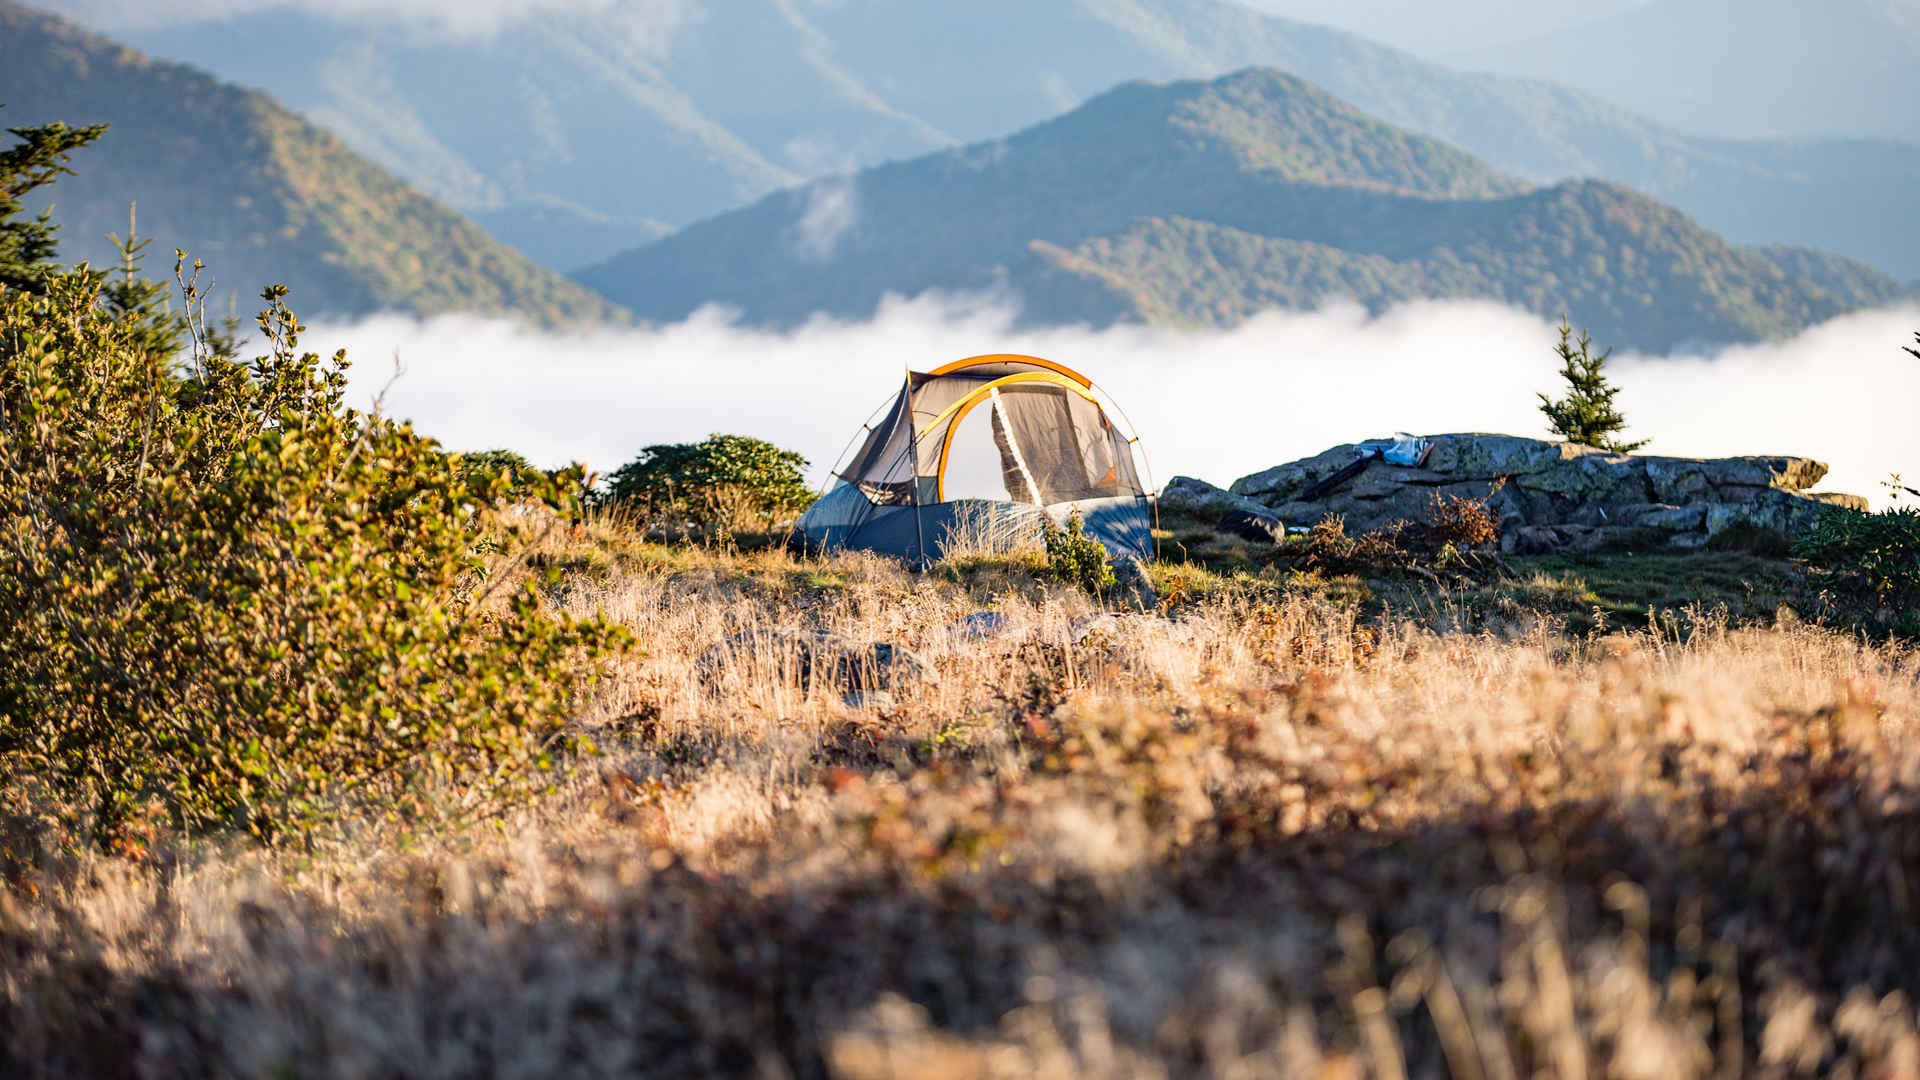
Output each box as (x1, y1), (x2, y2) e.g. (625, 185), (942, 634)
(316, 296), (1920, 508)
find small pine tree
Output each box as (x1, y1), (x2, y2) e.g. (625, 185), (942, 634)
(1904, 330), (1918, 362)
(1537, 317), (1647, 452)
(0, 117), (108, 292)
(100, 203), (186, 359)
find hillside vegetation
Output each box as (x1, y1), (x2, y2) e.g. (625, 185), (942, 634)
(1012, 190), (1898, 346)
(85, 0), (1920, 280)
(0, 2), (627, 326)
(580, 69), (1904, 351)
(7, 526), (1920, 1076)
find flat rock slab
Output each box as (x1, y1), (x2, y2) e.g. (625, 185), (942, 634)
(1111, 555), (1161, 611)
(1192, 433), (1862, 553)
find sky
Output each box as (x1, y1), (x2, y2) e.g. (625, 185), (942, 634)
(314, 295), (1920, 511)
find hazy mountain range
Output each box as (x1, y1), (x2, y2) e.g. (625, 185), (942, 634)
(1456, 0), (1920, 143)
(1239, 0), (1648, 55)
(82, 0), (1920, 282)
(579, 69), (1906, 351)
(0, 2), (625, 325)
(4, 1), (1911, 348)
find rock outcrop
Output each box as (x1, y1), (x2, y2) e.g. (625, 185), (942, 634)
(1159, 476), (1286, 541)
(1175, 434), (1863, 554)
(1160, 476), (1283, 521)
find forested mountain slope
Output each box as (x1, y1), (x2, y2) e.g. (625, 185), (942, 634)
(578, 70), (1907, 351)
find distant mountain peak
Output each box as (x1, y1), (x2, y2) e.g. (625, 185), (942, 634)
(577, 67), (1904, 351)
(1006, 66), (1526, 201)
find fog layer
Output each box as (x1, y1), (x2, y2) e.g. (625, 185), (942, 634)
(318, 296), (1920, 507)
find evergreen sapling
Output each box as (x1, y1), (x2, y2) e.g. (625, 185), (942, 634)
(1538, 317), (1647, 452)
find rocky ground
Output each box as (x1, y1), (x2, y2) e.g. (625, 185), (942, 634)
(1163, 433), (1865, 556)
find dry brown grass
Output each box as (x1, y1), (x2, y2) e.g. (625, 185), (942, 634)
(5, 528), (1920, 1077)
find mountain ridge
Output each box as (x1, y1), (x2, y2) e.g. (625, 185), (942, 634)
(77, 0), (1920, 281)
(576, 68), (1907, 351)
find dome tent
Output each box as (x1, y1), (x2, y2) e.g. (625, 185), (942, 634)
(794, 355), (1154, 567)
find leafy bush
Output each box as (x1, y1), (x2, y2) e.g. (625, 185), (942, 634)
(1795, 501), (1920, 604)
(1299, 516), (1414, 575)
(452, 447), (561, 501)
(602, 434), (813, 533)
(0, 271), (625, 847)
(1042, 512), (1116, 596)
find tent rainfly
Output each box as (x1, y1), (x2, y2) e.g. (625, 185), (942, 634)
(794, 354), (1155, 566)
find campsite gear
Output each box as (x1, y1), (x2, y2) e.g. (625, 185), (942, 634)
(1383, 433), (1434, 468)
(1297, 449), (1379, 502)
(794, 355), (1155, 566)
(1294, 434), (1435, 503)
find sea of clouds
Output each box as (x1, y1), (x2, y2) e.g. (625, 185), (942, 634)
(314, 295), (1920, 508)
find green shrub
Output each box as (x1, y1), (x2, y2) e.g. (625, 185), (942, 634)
(452, 447), (551, 499)
(603, 434), (813, 533)
(1043, 512), (1116, 596)
(1795, 500), (1920, 603)
(0, 272), (626, 847)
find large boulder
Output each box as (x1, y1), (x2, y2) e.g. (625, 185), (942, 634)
(1158, 475), (1286, 543)
(1225, 434), (1863, 553)
(1159, 475), (1283, 521)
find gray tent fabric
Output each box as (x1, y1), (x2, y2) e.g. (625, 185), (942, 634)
(796, 355), (1154, 566)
